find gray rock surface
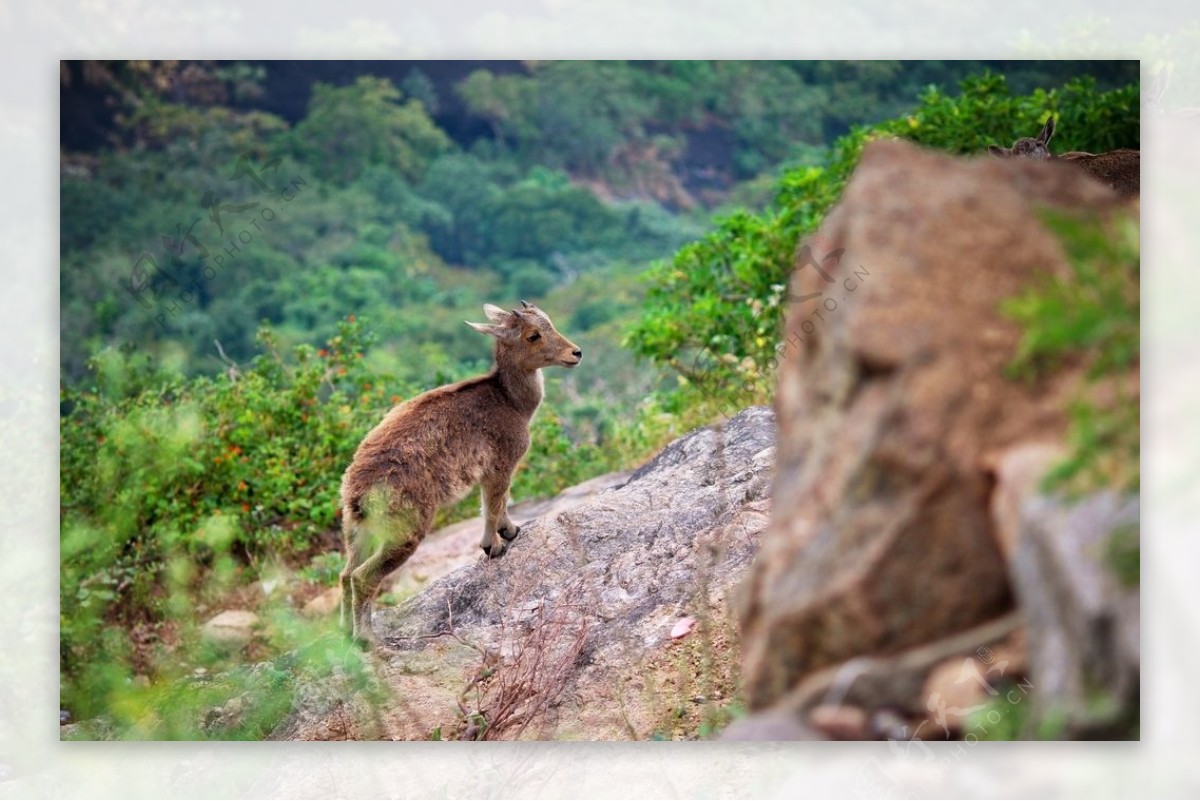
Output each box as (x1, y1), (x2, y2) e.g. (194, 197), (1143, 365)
(720, 708), (824, 741)
(382, 406), (773, 648)
(1011, 492), (1139, 736)
(298, 470), (633, 618)
(388, 468), (633, 600)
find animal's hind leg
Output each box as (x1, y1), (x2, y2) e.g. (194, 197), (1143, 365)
(349, 513), (429, 644)
(350, 539), (414, 644)
(339, 523), (367, 636)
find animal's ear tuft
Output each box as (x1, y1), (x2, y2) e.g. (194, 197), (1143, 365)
(987, 144), (1008, 157)
(483, 304), (511, 324)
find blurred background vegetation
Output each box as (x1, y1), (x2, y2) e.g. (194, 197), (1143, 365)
(59, 60), (1139, 738)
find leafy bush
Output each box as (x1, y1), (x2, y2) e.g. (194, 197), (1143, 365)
(1001, 211), (1140, 494)
(61, 318), (388, 708)
(60, 619), (386, 741)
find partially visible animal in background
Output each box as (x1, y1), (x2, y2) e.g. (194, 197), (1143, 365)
(988, 117), (1139, 197)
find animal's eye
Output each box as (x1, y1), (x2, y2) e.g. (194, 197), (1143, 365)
(528, 332), (541, 342)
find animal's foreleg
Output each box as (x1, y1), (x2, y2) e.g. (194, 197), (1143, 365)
(480, 470), (519, 559)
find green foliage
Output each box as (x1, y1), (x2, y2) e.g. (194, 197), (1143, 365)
(1104, 523), (1140, 588)
(415, 153), (697, 275)
(61, 619), (386, 741)
(299, 551), (346, 586)
(702, 61), (827, 176)
(62, 64), (1134, 393)
(627, 72), (1141, 413)
(515, 411), (613, 500)
(400, 67), (441, 115)
(1003, 213), (1139, 381)
(416, 153), (506, 265)
(58, 121), (694, 386)
(60, 318), (388, 707)
(456, 62), (1137, 185)
(485, 167), (612, 259)
(292, 76), (451, 185)
(877, 72), (1138, 155)
(1043, 399), (1140, 495)
(970, 683), (1034, 741)
(61, 174), (137, 252)
(1002, 213), (1140, 494)
(459, 61), (955, 180)
(461, 62), (655, 174)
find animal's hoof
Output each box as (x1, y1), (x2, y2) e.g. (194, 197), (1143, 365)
(482, 541), (508, 560)
(499, 524), (521, 542)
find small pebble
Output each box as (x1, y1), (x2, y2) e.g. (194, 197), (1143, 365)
(671, 616), (697, 639)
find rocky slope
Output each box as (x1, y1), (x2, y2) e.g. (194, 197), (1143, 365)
(272, 406), (776, 740)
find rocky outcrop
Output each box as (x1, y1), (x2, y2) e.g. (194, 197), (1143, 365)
(297, 470), (633, 617)
(1010, 492), (1140, 737)
(272, 406), (776, 740)
(737, 139), (1136, 736)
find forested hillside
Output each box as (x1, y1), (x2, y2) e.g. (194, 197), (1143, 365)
(60, 60), (1135, 388)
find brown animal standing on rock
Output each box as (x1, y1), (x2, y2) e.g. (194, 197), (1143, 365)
(988, 117), (1140, 197)
(338, 301), (582, 644)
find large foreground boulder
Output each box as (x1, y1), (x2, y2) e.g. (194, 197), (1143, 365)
(739, 138), (1130, 718)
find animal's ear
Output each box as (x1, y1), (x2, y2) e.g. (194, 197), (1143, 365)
(466, 320), (517, 339)
(483, 304), (512, 324)
(987, 144), (1008, 157)
(1039, 117), (1055, 144)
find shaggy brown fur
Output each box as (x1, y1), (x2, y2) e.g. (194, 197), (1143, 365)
(1055, 148), (1140, 197)
(338, 301), (582, 644)
(988, 117), (1139, 197)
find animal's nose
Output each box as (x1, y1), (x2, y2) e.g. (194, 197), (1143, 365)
(572, 349), (582, 358)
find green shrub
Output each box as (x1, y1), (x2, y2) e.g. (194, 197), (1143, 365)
(1001, 212), (1140, 494)
(60, 317), (390, 711)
